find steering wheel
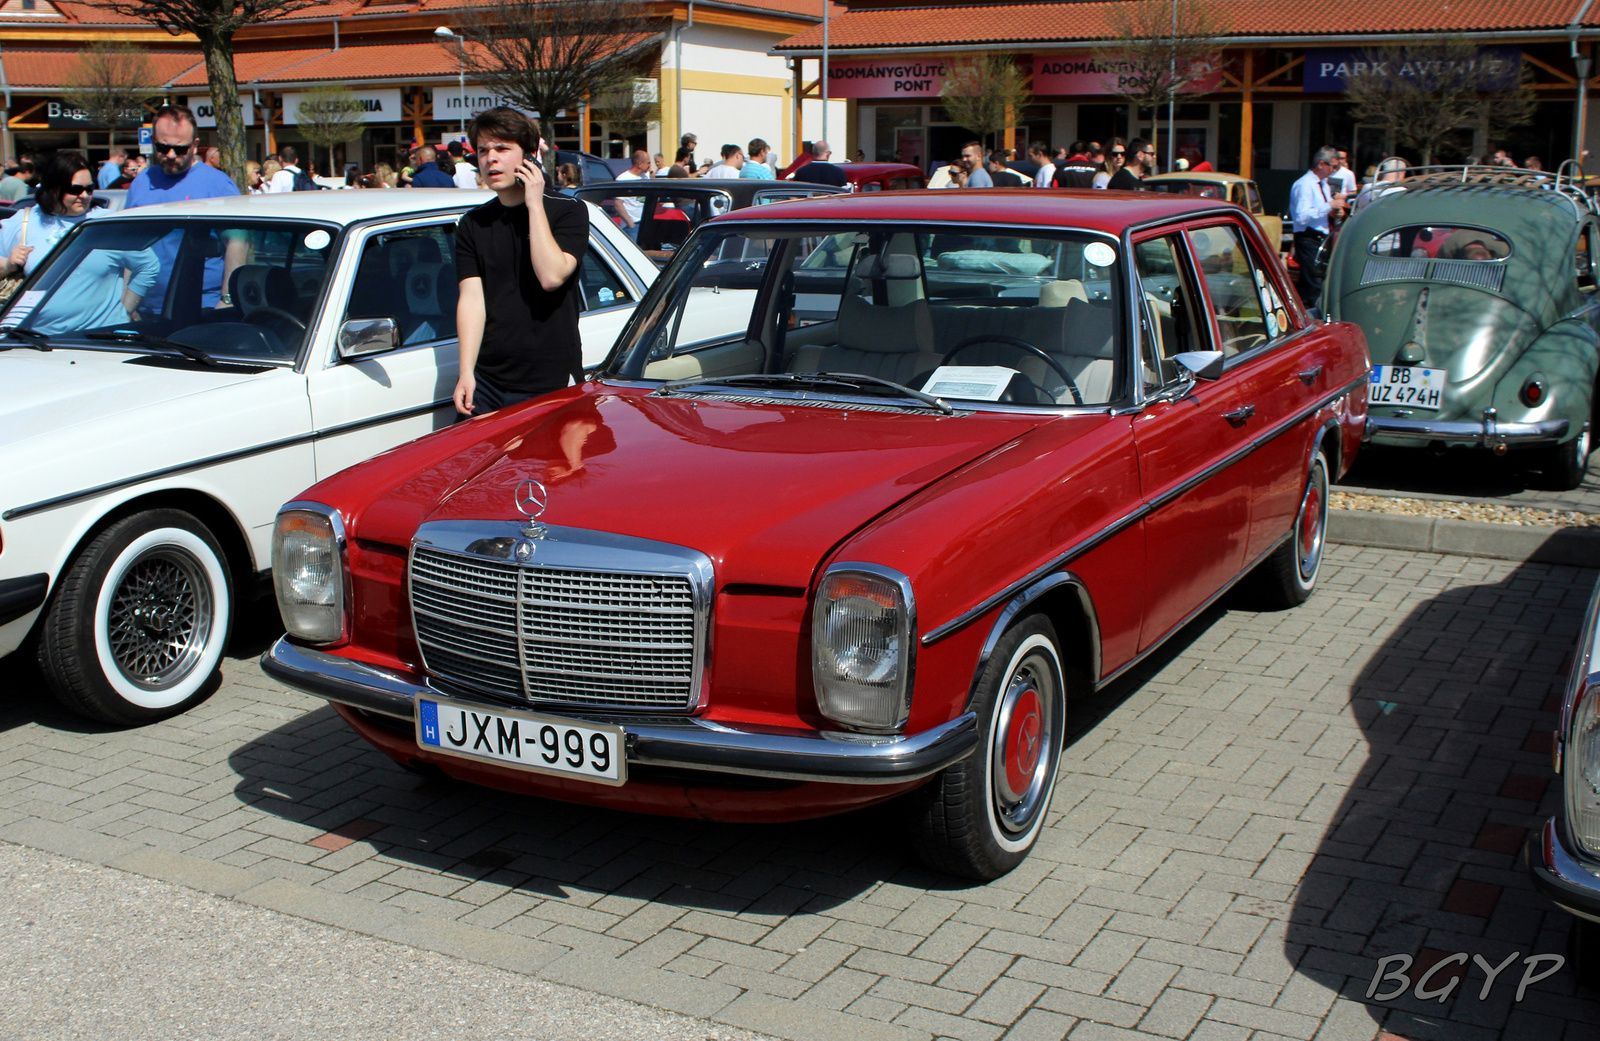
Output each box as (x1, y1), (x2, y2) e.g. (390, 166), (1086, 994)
(943, 334), (1083, 406)
(243, 305), (307, 333)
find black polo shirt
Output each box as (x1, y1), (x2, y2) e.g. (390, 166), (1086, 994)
(456, 190), (589, 395)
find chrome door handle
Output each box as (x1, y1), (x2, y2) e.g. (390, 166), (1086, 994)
(1297, 366), (1324, 386)
(1223, 405), (1256, 425)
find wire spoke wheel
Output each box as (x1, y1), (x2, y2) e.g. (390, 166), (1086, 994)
(104, 547), (213, 690)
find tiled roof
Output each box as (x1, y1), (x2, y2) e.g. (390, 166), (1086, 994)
(1, 47), (201, 87)
(169, 46), (332, 87)
(774, 0), (1600, 50)
(249, 40), (469, 83)
(16, 0), (826, 26)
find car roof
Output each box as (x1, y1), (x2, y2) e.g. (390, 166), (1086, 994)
(97, 188), (494, 225)
(712, 188), (1242, 232)
(842, 163), (925, 179)
(1145, 172), (1249, 184)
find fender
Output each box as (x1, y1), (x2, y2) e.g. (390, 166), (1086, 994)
(964, 571), (1102, 711)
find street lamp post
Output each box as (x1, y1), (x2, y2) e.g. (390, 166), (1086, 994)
(434, 26), (467, 139)
(1166, 0), (1177, 173)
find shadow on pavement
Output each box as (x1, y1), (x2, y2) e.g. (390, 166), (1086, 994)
(1341, 443), (1600, 504)
(1285, 561), (1600, 1038)
(224, 600), (1236, 915)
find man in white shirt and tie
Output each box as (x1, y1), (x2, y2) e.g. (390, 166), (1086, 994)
(1290, 146), (1347, 316)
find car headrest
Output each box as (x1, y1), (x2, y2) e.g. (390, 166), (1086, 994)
(230, 265), (294, 315)
(836, 293), (933, 354)
(406, 263), (445, 317)
(854, 252), (922, 279)
(1040, 279), (1088, 308)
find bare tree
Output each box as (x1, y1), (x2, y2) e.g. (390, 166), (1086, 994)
(938, 54), (1031, 149)
(296, 85), (367, 174)
(590, 80), (661, 147)
(62, 42), (156, 132)
(1097, 0), (1223, 160)
(101, 0), (322, 191)
(453, 0), (664, 127)
(1343, 42), (1537, 165)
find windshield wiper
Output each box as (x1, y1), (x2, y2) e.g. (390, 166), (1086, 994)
(0, 326), (51, 351)
(657, 371), (954, 415)
(85, 330), (218, 367)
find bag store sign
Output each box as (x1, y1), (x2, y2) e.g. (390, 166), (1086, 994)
(46, 101), (143, 129)
(1304, 47), (1522, 92)
(825, 60), (949, 99)
(282, 88), (402, 125)
(190, 96), (255, 128)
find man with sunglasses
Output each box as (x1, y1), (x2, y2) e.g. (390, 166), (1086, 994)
(1108, 138), (1154, 190)
(126, 105), (244, 310)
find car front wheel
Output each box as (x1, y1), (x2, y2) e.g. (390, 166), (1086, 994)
(37, 509), (232, 725)
(908, 614), (1074, 880)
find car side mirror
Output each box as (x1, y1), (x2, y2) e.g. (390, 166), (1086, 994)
(338, 317), (399, 359)
(1173, 350), (1225, 381)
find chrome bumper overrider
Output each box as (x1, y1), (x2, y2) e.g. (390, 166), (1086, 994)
(1365, 410), (1568, 448)
(1528, 818), (1600, 925)
(262, 637), (977, 784)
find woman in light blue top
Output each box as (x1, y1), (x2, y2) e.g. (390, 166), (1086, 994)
(0, 151), (159, 333)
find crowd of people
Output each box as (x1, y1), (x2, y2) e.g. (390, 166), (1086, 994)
(930, 137), (1171, 190)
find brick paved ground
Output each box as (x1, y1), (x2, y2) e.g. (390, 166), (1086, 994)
(1341, 445), (1600, 514)
(2, 545), (1597, 1040)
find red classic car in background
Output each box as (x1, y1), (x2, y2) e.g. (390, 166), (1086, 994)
(263, 191), (1369, 879)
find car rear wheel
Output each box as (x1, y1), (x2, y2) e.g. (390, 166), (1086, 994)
(1545, 421), (1592, 492)
(1247, 450), (1329, 609)
(37, 509), (232, 725)
(908, 614), (1075, 880)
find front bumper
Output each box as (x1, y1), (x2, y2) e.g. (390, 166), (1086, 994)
(1365, 409), (1568, 449)
(261, 637), (978, 785)
(1528, 818), (1600, 925)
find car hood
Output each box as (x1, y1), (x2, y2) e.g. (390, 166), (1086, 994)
(416, 389), (1043, 588)
(0, 348), (268, 452)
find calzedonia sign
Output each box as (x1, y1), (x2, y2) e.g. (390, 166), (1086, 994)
(281, 88), (403, 125)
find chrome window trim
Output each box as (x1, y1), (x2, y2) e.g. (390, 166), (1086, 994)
(408, 520), (715, 714)
(276, 499), (351, 646)
(1368, 223), (1514, 262)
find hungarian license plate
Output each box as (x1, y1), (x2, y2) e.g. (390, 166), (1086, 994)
(415, 696), (626, 786)
(1368, 366), (1445, 409)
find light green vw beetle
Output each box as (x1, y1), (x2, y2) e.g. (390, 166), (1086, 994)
(1326, 168), (1600, 488)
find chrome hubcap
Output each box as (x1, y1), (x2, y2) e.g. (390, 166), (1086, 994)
(990, 651), (1058, 834)
(106, 547), (213, 690)
(1297, 460), (1328, 582)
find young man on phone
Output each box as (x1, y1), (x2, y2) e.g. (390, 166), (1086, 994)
(453, 107), (588, 418)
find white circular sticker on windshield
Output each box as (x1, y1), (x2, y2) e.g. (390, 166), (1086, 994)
(1085, 242), (1116, 267)
(304, 230), (331, 250)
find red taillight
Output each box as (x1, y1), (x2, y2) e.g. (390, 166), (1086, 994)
(1521, 378), (1545, 407)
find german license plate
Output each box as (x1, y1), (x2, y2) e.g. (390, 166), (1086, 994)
(415, 696), (626, 786)
(1368, 366), (1444, 409)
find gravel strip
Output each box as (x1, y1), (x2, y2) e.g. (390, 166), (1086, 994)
(0, 841), (772, 1041)
(1331, 490), (1600, 528)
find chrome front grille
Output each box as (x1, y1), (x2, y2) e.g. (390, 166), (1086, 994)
(409, 528), (710, 711)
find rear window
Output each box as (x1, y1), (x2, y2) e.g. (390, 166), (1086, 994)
(1370, 225), (1511, 262)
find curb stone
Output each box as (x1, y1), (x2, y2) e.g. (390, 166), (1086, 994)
(1328, 508), (1600, 565)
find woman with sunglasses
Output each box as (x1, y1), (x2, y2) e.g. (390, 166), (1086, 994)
(1093, 137), (1126, 189)
(0, 150), (98, 280)
(0, 150), (160, 334)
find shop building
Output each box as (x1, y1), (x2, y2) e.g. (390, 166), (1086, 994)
(0, 0), (839, 173)
(774, 0), (1600, 202)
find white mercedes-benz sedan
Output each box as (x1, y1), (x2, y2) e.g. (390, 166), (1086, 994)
(0, 188), (660, 724)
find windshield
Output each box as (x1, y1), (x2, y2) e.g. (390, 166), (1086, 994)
(606, 223), (1124, 408)
(0, 218), (338, 364)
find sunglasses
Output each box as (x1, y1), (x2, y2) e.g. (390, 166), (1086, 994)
(1111, 150), (1126, 157)
(153, 141), (194, 156)
(62, 183), (95, 197)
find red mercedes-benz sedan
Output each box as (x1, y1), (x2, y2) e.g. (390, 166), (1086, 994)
(262, 191), (1369, 879)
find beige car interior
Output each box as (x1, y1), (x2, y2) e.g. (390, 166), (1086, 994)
(643, 232), (1124, 405)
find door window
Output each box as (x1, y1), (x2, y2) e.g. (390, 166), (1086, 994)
(1133, 235), (1206, 391)
(345, 223), (458, 347)
(1186, 224), (1292, 355)
(580, 244), (634, 312)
